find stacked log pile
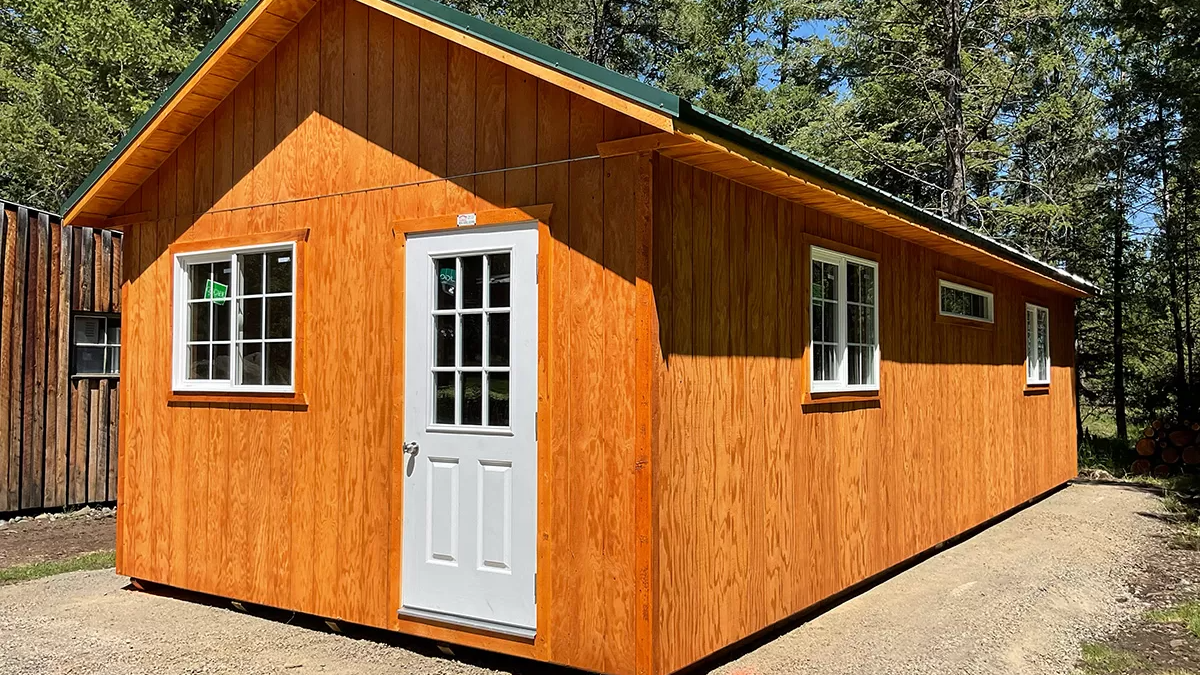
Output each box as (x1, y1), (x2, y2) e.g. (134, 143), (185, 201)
(1133, 419), (1200, 477)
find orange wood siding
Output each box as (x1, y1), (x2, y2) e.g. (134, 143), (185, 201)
(113, 2), (650, 673)
(650, 155), (1078, 674)
(110, 2), (1081, 672)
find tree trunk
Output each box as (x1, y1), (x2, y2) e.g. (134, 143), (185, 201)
(1158, 103), (1188, 413)
(1114, 92), (1129, 442)
(941, 0), (967, 223)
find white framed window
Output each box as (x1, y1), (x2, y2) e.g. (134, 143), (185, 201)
(939, 279), (993, 323)
(810, 245), (879, 393)
(172, 242), (296, 393)
(1025, 303), (1050, 385)
(72, 313), (120, 376)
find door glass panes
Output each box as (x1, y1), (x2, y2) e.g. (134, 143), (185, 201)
(431, 251), (512, 427)
(236, 249), (294, 386)
(185, 260), (232, 380)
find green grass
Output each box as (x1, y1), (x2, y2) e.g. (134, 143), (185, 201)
(1079, 412), (1127, 474)
(1172, 522), (1200, 551)
(1078, 643), (1148, 674)
(1146, 601), (1200, 639)
(0, 550), (115, 585)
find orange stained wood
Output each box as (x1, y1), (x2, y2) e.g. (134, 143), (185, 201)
(107, 1), (1081, 674)
(64, 0), (675, 227)
(650, 155), (1078, 674)
(113, 3), (652, 673)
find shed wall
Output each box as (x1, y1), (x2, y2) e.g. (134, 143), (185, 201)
(113, 1), (650, 672)
(651, 155), (1078, 674)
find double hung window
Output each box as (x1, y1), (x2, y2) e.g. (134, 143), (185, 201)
(810, 246), (879, 392)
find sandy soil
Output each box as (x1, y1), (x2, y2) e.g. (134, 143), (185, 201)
(0, 483), (1168, 675)
(0, 507), (116, 569)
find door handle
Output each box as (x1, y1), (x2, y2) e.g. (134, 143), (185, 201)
(403, 441), (419, 457)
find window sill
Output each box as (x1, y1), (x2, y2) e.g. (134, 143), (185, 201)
(1023, 384), (1050, 396)
(71, 373), (120, 380)
(803, 389), (881, 410)
(168, 390), (309, 409)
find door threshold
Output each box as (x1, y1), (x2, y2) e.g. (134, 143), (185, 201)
(397, 606), (536, 641)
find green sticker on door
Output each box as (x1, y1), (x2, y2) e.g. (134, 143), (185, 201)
(439, 265), (456, 296)
(204, 278), (229, 305)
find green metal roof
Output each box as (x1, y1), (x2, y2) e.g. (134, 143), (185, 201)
(63, 0), (1094, 294)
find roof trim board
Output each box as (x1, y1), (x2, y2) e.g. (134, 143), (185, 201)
(61, 0), (1096, 296)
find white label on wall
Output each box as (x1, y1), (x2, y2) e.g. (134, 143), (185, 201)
(456, 213), (477, 227)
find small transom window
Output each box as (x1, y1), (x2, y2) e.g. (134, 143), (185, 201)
(172, 243), (295, 393)
(939, 280), (993, 323)
(73, 314), (120, 376)
(810, 246), (879, 392)
(1026, 303), (1050, 385)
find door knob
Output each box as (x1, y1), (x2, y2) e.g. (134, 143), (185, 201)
(403, 441), (419, 457)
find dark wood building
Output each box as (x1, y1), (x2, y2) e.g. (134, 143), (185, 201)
(1, 201), (122, 514)
(61, 0), (1093, 672)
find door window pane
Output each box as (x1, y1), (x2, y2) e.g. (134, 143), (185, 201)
(489, 314), (509, 367)
(461, 256), (484, 309)
(430, 251), (515, 428)
(435, 315), (455, 367)
(434, 372), (456, 424)
(488, 254), (511, 308)
(462, 314), (483, 367)
(461, 372), (483, 425)
(436, 258), (456, 310)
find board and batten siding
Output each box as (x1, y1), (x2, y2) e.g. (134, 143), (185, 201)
(110, 0), (653, 672)
(0, 203), (122, 514)
(650, 155), (1078, 674)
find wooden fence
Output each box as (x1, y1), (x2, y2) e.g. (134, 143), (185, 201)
(0, 202), (121, 514)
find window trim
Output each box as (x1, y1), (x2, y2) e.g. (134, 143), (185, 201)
(938, 278), (994, 324)
(168, 230), (308, 404)
(807, 243), (881, 396)
(1025, 302), (1051, 387)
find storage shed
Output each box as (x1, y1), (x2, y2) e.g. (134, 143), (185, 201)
(61, 0), (1094, 672)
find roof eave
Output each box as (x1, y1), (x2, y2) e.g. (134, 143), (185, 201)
(677, 102), (1096, 297)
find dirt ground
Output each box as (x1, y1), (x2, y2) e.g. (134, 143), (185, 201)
(0, 507), (116, 569)
(0, 483), (1176, 674)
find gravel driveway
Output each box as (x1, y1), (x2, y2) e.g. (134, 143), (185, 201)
(0, 483), (1166, 675)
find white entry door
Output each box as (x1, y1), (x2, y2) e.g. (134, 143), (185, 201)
(401, 223), (538, 637)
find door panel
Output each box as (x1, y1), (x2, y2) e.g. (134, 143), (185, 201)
(401, 223), (538, 636)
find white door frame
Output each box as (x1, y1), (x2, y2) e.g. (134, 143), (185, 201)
(399, 221), (539, 639)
